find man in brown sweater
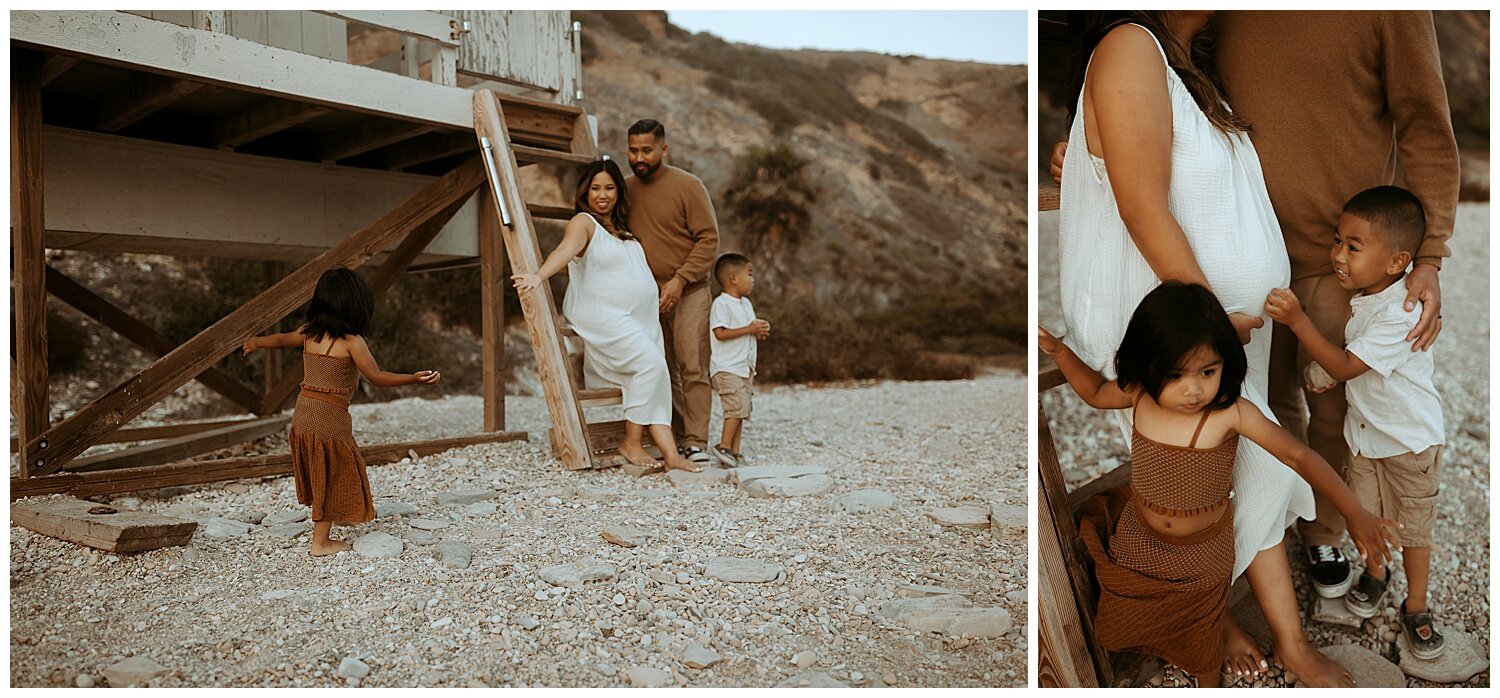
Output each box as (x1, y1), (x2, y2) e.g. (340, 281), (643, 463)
(1213, 10), (1458, 601)
(625, 119), (721, 464)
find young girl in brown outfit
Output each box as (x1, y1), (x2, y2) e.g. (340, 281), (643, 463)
(1039, 283), (1399, 687)
(243, 268), (440, 556)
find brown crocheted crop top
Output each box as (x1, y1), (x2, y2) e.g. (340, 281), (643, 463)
(301, 343), (359, 396)
(1130, 405), (1237, 517)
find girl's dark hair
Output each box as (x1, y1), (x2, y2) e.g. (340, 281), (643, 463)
(302, 267), (373, 343)
(1115, 282), (1245, 410)
(574, 159), (633, 238)
(1065, 11), (1248, 135)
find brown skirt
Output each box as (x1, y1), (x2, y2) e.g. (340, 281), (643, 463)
(289, 393), (375, 523)
(1078, 484), (1234, 676)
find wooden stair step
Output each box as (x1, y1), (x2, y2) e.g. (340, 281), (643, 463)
(527, 203), (575, 220)
(512, 144), (593, 167)
(576, 387), (623, 408)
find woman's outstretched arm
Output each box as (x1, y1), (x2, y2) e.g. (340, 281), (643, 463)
(512, 213), (595, 293)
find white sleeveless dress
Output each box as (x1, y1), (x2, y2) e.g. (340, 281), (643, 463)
(1058, 24), (1314, 579)
(562, 215), (671, 427)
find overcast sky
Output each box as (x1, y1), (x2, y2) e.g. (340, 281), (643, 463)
(667, 11), (1027, 65)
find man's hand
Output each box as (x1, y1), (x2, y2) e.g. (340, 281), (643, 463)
(658, 277), (684, 314)
(1403, 263), (1442, 351)
(1228, 312), (1265, 345)
(751, 319), (771, 339)
(1050, 141), (1067, 185)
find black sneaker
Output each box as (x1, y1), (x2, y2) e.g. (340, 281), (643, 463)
(1307, 544), (1354, 598)
(1401, 599), (1446, 660)
(1343, 566), (1388, 619)
(681, 446), (713, 466)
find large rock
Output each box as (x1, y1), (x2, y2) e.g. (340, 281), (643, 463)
(926, 506), (991, 529)
(1301, 644), (1404, 687)
(263, 510), (308, 526)
(438, 542), (473, 570)
(879, 595), (1011, 637)
(374, 501), (419, 519)
(353, 532), (403, 559)
(601, 524), (649, 548)
(743, 474), (835, 499)
(989, 502), (1025, 538)
(776, 671), (848, 688)
(409, 518), (450, 531)
(437, 489), (496, 506)
(262, 523), (309, 539)
(731, 465), (827, 484)
(539, 558), (617, 588)
(199, 517), (252, 539)
(622, 462), (664, 477)
(705, 557), (782, 583)
(102, 657), (170, 687)
(336, 657), (371, 680)
(682, 642), (722, 669)
(577, 486), (621, 504)
(833, 489), (896, 513)
(1311, 595), (1365, 629)
(626, 666), (673, 687)
(1397, 628), (1488, 683)
(666, 468), (730, 490)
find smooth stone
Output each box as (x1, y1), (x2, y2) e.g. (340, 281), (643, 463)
(776, 672), (847, 688)
(102, 657), (170, 687)
(666, 469), (730, 490)
(577, 486), (621, 503)
(260, 589), (297, 601)
(1300, 645), (1403, 688)
(200, 517), (252, 539)
(732, 465), (827, 484)
(1397, 628), (1488, 683)
(75, 674), (95, 688)
(404, 529), (438, 545)
(622, 462), (665, 477)
(926, 506), (991, 529)
(517, 616), (541, 631)
(353, 532), (403, 559)
(743, 474), (834, 499)
(682, 642), (722, 669)
(626, 666), (672, 687)
(227, 511), (266, 525)
(438, 542), (473, 570)
(989, 502), (1025, 538)
(437, 489), (496, 506)
(898, 584), (971, 598)
(263, 510), (308, 526)
(336, 657), (371, 680)
(601, 524), (648, 548)
(539, 558), (617, 588)
(792, 650), (817, 669)
(375, 501), (418, 518)
(879, 596), (1012, 637)
(1311, 595), (1365, 629)
(464, 502), (498, 515)
(705, 557), (782, 583)
(409, 518), (450, 531)
(833, 489), (897, 513)
(262, 523), (309, 539)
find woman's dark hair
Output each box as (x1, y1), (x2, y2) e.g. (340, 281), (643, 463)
(302, 267), (373, 342)
(574, 159), (632, 238)
(1115, 282), (1245, 410)
(1065, 11), (1248, 135)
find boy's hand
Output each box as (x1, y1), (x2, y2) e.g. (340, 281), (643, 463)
(414, 370), (441, 385)
(1347, 508), (1402, 569)
(751, 319), (771, 339)
(241, 338), (258, 355)
(1037, 326), (1063, 356)
(1263, 288), (1306, 327)
(1050, 141), (1067, 185)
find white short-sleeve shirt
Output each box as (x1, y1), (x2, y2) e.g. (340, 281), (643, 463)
(1342, 274), (1444, 458)
(710, 294), (757, 378)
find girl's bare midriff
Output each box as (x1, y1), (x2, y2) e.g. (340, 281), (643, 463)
(1138, 497), (1230, 538)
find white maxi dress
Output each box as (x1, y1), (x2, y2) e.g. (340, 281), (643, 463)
(562, 216), (672, 427)
(1057, 25), (1314, 580)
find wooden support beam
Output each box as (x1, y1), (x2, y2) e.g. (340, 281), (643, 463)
(11, 430), (527, 499)
(256, 194), (473, 415)
(406, 257), (480, 274)
(474, 89), (591, 469)
(11, 417), (283, 451)
(23, 158), (486, 476)
(382, 131), (476, 170)
(212, 98), (332, 149)
(40, 54), (80, 86)
(577, 388), (623, 409)
(318, 119), (434, 162)
(12, 49), (49, 479)
(479, 188), (506, 432)
(527, 203), (575, 220)
(66, 415), (289, 473)
(45, 266), (266, 415)
(94, 72), (204, 132)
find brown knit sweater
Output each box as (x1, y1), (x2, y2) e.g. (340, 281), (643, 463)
(1213, 11), (1459, 280)
(625, 164), (721, 289)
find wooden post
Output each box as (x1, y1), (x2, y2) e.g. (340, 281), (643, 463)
(479, 188), (506, 432)
(23, 159), (485, 475)
(12, 49), (48, 478)
(1037, 401), (1102, 687)
(472, 89), (590, 469)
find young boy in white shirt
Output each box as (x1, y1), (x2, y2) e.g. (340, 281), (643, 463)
(708, 253), (769, 467)
(1265, 186), (1447, 659)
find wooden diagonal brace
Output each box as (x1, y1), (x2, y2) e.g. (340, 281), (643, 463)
(22, 158), (485, 476)
(46, 266), (266, 415)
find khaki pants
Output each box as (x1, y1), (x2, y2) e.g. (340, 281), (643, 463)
(660, 282), (712, 448)
(1269, 273), (1357, 547)
(1347, 446), (1442, 548)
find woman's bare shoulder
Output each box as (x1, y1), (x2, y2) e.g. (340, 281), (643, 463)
(1091, 24), (1167, 75)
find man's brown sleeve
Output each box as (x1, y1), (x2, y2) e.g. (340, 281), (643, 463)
(674, 178), (721, 286)
(1384, 11), (1460, 268)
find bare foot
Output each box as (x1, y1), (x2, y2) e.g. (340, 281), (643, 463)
(663, 453), (701, 473)
(310, 539), (352, 557)
(1277, 641), (1354, 687)
(619, 443), (661, 468)
(1223, 618), (1267, 681)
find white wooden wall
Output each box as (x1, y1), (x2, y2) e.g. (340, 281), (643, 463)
(444, 10), (574, 97)
(123, 10), (348, 62)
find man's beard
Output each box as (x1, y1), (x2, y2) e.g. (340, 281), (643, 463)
(632, 160), (660, 177)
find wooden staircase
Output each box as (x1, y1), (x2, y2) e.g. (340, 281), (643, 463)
(471, 89), (640, 470)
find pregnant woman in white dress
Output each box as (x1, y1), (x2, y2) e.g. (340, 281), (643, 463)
(1055, 11), (1350, 687)
(514, 159), (698, 473)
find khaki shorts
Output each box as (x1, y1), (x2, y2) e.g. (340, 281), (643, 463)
(1346, 445), (1442, 548)
(712, 372), (753, 420)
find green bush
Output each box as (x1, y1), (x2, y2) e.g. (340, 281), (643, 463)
(723, 145), (817, 257)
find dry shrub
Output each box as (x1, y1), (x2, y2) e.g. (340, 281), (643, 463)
(894, 352), (980, 381)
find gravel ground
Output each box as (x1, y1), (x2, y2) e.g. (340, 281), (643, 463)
(1039, 203), (1490, 687)
(10, 371), (1024, 688)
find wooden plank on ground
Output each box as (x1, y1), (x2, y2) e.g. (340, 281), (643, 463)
(11, 431), (528, 499)
(12, 49), (48, 479)
(474, 89), (590, 470)
(11, 496), (197, 552)
(65, 415), (289, 473)
(23, 158), (485, 475)
(479, 188), (506, 432)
